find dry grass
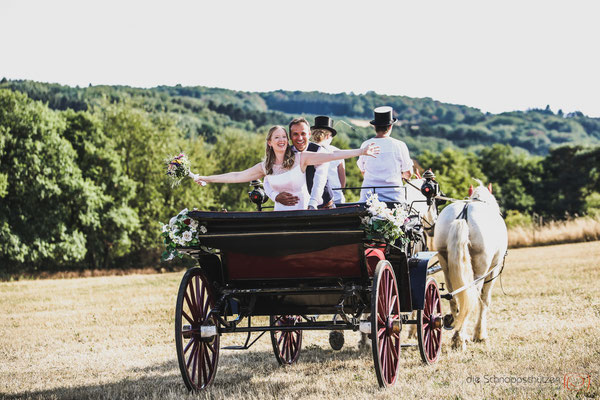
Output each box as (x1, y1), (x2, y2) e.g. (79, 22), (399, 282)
(508, 216), (600, 248)
(2, 241), (599, 399)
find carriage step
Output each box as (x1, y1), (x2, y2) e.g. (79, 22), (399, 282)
(401, 344), (417, 348)
(223, 345), (249, 350)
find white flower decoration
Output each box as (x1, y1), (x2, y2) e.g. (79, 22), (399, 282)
(199, 225), (207, 234)
(189, 219), (198, 229)
(182, 231), (193, 242)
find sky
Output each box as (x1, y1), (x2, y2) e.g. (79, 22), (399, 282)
(1, 0), (599, 117)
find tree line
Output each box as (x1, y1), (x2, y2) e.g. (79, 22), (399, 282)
(0, 82), (599, 274)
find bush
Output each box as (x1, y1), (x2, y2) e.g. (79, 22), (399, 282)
(504, 210), (533, 229)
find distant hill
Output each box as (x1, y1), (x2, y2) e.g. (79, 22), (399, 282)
(2, 79), (599, 155)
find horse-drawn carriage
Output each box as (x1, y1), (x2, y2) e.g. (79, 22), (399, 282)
(173, 177), (447, 391)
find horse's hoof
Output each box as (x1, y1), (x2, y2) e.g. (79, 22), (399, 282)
(329, 330), (344, 351)
(443, 314), (454, 330)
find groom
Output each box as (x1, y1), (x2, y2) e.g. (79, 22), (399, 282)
(264, 117), (334, 209)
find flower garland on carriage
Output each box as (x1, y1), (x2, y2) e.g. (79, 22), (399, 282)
(361, 193), (411, 245)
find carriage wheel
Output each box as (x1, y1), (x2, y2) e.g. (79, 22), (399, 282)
(270, 315), (302, 365)
(371, 260), (401, 388)
(417, 278), (442, 365)
(175, 267), (220, 391)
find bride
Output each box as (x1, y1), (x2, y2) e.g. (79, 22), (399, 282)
(195, 125), (379, 211)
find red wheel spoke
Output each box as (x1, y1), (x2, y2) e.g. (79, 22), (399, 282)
(432, 298), (439, 314)
(390, 338), (399, 361)
(285, 334), (291, 362)
(189, 279), (197, 314)
(197, 279), (204, 317)
(189, 343), (198, 383)
(200, 345), (208, 386)
(379, 333), (387, 360)
(205, 345), (214, 373)
(206, 341), (215, 355)
(182, 310), (194, 325)
(186, 340), (197, 369)
(378, 291), (386, 316)
(378, 327), (386, 338)
(183, 337), (195, 354)
(203, 290), (210, 319)
(388, 294), (397, 316)
(184, 292), (197, 321)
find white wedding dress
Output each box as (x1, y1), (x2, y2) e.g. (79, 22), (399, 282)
(262, 154), (309, 211)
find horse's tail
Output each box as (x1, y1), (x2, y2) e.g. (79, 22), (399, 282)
(447, 219), (476, 331)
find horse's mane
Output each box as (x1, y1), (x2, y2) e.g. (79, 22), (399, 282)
(470, 179), (500, 212)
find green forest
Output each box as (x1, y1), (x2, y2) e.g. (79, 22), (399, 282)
(1, 79), (599, 274)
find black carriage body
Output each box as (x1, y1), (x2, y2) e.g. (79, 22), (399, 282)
(185, 206), (434, 316)
(176, 204), (443, 391)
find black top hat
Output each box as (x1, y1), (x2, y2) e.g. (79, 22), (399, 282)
(370, 106), (397, 126)
(311, 116), (337, 136)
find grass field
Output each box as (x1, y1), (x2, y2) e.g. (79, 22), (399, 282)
(1, 241), (599, 399)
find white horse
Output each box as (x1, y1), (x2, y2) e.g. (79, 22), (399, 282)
(433, 181), (507, 350)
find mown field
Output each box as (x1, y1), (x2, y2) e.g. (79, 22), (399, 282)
(1, 241), (599, 400)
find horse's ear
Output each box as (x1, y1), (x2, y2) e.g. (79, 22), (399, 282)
(468, 185), (474, 196)
(488, 183), (493, 193)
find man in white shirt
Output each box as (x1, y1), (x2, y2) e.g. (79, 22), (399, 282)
(358, 106), (413, 202)
(263, 117), (334, 209)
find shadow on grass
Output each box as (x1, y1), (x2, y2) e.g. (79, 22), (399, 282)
(6, 344), (378, 400)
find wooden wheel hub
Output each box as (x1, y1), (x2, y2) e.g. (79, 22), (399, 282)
(431, 315), (443, 329)
(387, 318), (402, 335)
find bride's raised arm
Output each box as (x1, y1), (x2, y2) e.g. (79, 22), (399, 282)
(194, 162), (266, 185)
(300, 143), (379, 169)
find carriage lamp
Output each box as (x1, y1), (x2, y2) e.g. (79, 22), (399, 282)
(421, 170), (439, 206)
(248, 180), (269, 211)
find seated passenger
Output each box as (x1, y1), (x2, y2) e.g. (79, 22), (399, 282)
(194, 125), (379, 211)
(311, 116), (346, 204)
(264, 117), (334, 210)
(358, 106), (413, 202)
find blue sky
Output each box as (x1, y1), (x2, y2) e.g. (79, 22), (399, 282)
(1, 0), (598, 116)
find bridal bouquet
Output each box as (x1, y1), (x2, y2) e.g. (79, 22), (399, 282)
(161, 208), (207, 261)
(361, 193), (409, 243)
(165, 152), (205, 187)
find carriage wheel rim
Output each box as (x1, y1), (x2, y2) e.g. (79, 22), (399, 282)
(419, 279), (442, 364)
(372, 262), (401, 387)
(176, 269), (220, 391)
